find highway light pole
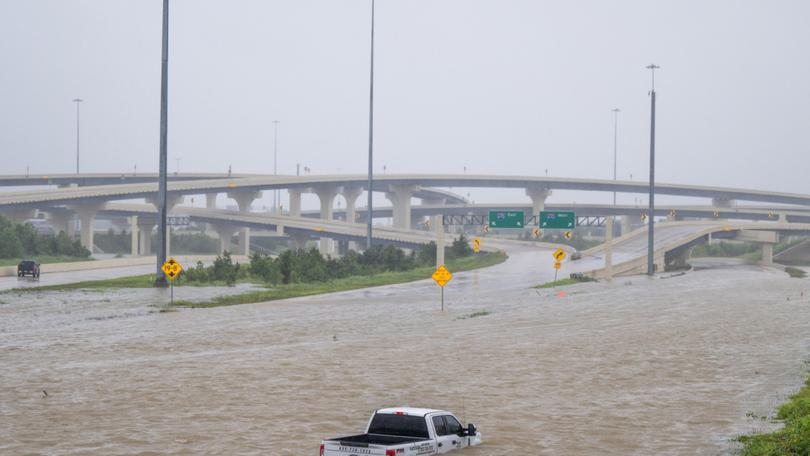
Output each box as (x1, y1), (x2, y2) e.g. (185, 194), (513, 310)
(273, 120), (280, 213)
(72, 98), (83, 174)
(646, 64), (659, 276)
(612, 108), (620, 206)
(155, 0), (170, 287)
(366, 0), (376, 250)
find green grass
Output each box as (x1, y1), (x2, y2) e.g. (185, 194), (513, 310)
(455, 310), (491, 320)
(172, 252), (508, 308)
(7, 252), (508, 306)
(737, 369), (810, 455)
(0, 256), (93, 267)
(785, 267), (807, 279)
(532, 276), (596, 289)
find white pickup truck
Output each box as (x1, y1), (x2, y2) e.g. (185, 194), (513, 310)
(320, 407), (482, 456)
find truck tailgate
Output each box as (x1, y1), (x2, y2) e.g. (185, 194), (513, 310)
(323, 441), (388, 455)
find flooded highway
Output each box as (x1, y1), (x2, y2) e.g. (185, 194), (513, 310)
(1, 248), (809, 455)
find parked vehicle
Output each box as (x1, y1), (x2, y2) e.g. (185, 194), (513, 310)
(17, 260), (41, 278)
(320, 407), (481, 455)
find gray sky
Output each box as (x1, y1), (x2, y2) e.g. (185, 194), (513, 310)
(1, 0), (809, 209)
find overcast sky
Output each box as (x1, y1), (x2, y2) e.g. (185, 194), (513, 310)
(1, 0), (808, 208)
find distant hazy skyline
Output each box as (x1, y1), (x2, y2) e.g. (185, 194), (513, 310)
(1, 0), (808, 208)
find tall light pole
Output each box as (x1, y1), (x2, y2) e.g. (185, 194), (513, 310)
(611, 108), (620, 206)
(646, 63), (659, 276)
(155, 0), (170, 287)
(366, 0), (376, 250)
(273, 120), (280, 213)
(72, 98), (83, 174)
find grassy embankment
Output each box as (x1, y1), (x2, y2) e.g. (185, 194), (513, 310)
(0, 256), (94, 267)
(174, 251), (507, 308)
(532, 276), (596, 289)
(12, 252), (508, 306)
(737, 367), (810, 455)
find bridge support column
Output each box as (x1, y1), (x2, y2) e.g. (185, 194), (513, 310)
(288, 232), (309, 250)
(385, 184), (420, 229)
(228, 191), (261, 256)
(526, 187), (552, 216)
(130, 216), (139, 256)
(212, 224), (237, 254)
(49, 212), (76, 237)
(68, 203), (105, 253)
(137, 219), (155, 255)
(620, 215), (634, 236)
(761, 243), (774, 265)
(205, 193), (218, 209)
(288, 189), (304, 217)
(315, 186), (340, 256)
(340, 186), (364, 224)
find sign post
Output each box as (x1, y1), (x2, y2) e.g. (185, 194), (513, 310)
(161, 257), (183, 306)
(431, 265), (453, 311)
(552, 248), (566, 288)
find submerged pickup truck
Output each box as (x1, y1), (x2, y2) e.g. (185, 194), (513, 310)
(320, 407), (481, 455)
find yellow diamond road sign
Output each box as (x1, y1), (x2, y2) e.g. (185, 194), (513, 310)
(161, 257), (183, 281)
(563, 230), (572, 240)
(432, 265), (453, 287)
(532, 227), (541, 238)
(472, 237), (481, 253)
(552, 248), (567, 262)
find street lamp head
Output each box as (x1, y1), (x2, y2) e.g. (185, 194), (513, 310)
(612, 108), (621, 113)
(645, 63), (660, 70)
(73, 98), (83, 103)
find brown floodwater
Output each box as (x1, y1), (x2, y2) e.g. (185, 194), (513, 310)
(1, 251), (808, 455)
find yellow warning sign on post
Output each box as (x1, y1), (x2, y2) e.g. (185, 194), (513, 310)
(641, 213), (648, 222)
(432, 265), (453, 287)
(161, 257), (183, 281)
(563, 231), (573, 240)
(483, 224), (490, 233)
(553, 261), (562, 270)
(552, 248), (567, 262)
(472, 237), (481, 253)
(532, 227), (541, 238)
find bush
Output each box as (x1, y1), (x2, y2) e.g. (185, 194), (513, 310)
(0, 215), (89, 259)
(211, 251), (240, 285)
(448, 234), (474, 259)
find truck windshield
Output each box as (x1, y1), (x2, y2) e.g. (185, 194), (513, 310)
(368, 413), (429, 439)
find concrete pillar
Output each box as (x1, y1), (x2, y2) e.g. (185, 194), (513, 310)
(289, 232), (310, 250)
(68, 203), (104, 253)
(385, 184), (420, 229)
(314, 186), (339, 256)
(130, 216), (139, 256)
(205, 193), (218, 209)
(712, 197), (734, 208)
(341, 186), (364, 224)
(49, 212), (75, 237)
(761, 243), (774, 265)
(148, 194), (184, 212)
(620, 215), (634, 236)
(526, 187), (552, 217)
(289, 189), (303, 217)
(228, 191), (261, 256)
(433, 215), (445, 267)
(779, 213), (788, 223)
(137, 220), (155, 255)
(212, 224), (236, 254)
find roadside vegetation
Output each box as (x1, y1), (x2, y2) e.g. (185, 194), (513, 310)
(532, 275), (596, 289)
(784, 267), (807, 279)
(737, 367), (810, 455)
(95, 229), (220, 254)
(10, 234), (509, 306)
(0, 215), (90, 261)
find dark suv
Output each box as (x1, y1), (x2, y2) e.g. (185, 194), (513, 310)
(17, 260), (41, 278)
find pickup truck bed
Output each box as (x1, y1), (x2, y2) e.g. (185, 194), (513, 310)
(335, 433), (428, 447)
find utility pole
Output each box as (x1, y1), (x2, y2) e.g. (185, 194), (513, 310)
(611, 108), (620, 206)
(72, 98), (83, 174)
(155, 0), (170, 287)
(273, 120), (280, 213)
(646, 64), (659, 276)
(366, 0), (376, 250)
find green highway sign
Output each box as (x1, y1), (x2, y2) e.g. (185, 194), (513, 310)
(488, 210), (524, 228)
(540, 211), (576, 229)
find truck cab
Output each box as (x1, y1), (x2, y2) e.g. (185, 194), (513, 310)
(320, 407), (481, 455)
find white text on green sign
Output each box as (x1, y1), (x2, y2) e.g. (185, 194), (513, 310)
(488, 210), (524, 228)
(540, 211), (576, 229)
